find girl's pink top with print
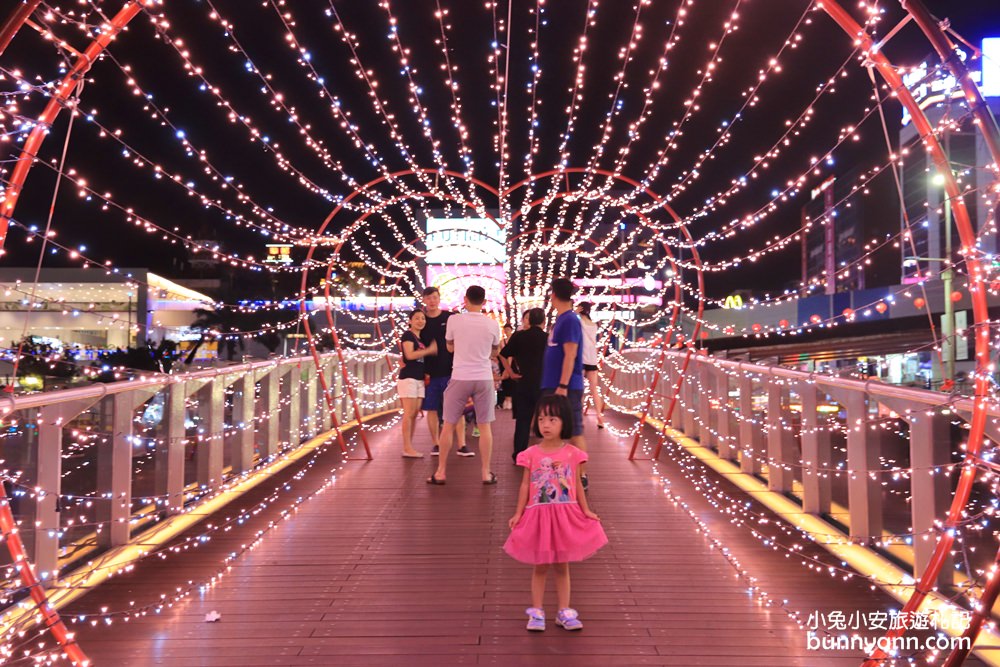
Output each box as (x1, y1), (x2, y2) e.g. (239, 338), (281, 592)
(517, 443), (586, 509)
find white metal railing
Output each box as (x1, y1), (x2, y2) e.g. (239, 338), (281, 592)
(605, 347), (1000, 588)
(0, 350), (398, 587)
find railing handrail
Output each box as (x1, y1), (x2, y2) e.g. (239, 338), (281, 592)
(0, 352), (339, 413)
(625, 347), (1000, 417)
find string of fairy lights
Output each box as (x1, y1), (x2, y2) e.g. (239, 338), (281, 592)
(604, 353), (1000, 663)
(1, 0), (999, 664)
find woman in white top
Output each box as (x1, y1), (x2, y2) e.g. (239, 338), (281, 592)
(575, 302), (605, 429)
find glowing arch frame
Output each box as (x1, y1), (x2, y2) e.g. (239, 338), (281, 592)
(0, 1), (998, 662)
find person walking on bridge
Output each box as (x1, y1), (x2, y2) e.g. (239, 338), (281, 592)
(427, 285), (501, 485)
(420, 286), (471, 457)
(398, 310), (436, 458)
(540, 278), (589, 490)
(499, 307), (547, 463)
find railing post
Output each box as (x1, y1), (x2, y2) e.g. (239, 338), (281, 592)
(302, 363), (318, 438)
(196, 378), (225, 490)
(798, 382), (832, 515)
(335, 358), (346, 425)
(33, 416), (61, 581)
(909, 410), (953, 588)
(715, 369), (734, 460)
(698, 360), (714, 449)
(260, 367), (280, 459)
(320, 359), (334, 432)
(232, 374), (255, 474)
(287, 366), (302, 447)
(835, 388), (882, 542)
(157, 382), (187, 515)
(765, 378), (796, 493)
(669, 359), (682, 430)
(98, 393), (133, 547)
(738, 372), (764, 475)
(355, 356), (366, 419)
(682, 369), (697, 436)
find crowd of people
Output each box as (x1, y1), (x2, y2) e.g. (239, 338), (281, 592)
(395, 278), (608, 632)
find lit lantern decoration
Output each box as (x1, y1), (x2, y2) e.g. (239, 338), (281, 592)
(778, 319), (789, 328)
(810, 314), (822, 324)
(723, 325), (735, 335)
(914, 297), (926, 309)
(875, 302), (888, 314)
(700, 330), (709, 339)
(751, 323), (762, 333)
(950, 290), (963, 303)
(842, 308), (853, 318)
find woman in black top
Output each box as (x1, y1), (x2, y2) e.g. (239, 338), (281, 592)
(399, 310), (437, 457)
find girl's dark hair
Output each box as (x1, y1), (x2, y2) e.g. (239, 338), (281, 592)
(532, 394), (574, 439)
(577, 301), (593, 318)
(408, 309), (424, 321)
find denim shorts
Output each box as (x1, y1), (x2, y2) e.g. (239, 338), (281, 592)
(421, 376), (450, 412)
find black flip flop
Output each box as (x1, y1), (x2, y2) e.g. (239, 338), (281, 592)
(482, 472), (498, 485)
(426, 475), (446, 485)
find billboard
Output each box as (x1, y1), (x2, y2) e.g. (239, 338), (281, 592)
(425, 217), (505, 264)
(426, 264), (507, 311)
(901, 37), (1000, 125)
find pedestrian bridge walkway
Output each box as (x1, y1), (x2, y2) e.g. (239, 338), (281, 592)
(0, 350), (994, 665)
(61, 412), (894, 666)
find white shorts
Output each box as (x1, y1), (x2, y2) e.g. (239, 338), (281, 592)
(397, 378), (425, 399)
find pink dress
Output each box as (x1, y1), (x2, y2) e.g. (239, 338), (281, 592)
(503, 444), (608, 564)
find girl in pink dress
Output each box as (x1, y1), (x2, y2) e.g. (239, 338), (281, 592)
(504, 394), (608, 632)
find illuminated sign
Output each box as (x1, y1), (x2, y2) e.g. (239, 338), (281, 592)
(722, 294), (744, 309)
(425, 218), (505, 264)
(426, 264), (506, 310)
(592, 310), (635, 322)
(573, 277), (663, 289)
(984, 38), (1000, 97)
(901, 37), (1000, 125)
(810, 176), (835, 201)
(311, 296), (417, 311)
(265, 244), (293, 264)
(580, 294), (661, 305)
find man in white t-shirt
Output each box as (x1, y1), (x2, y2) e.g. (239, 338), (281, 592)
(427, 285), (501, 486)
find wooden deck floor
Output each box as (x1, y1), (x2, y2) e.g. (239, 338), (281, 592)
(61, 409), (941, 666)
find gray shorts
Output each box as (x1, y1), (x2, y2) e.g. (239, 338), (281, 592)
(442, 379), (497, 425)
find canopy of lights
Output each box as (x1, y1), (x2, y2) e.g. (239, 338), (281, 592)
(1, 0), (999, 664)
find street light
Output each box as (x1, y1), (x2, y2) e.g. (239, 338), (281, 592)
(931, 171), (955, 383)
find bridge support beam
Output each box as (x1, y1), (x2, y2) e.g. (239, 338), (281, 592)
(715, 370), (734, 461)
(260, 368), (280, 460)
(159, 382), (188, 515)
(738, 373), (763, 476)
(232, 375), (256, 474)
(196, 379), (225, 491)
(766, 379), (796, 493)
(302, 363), (318, 439)
(98, 393), (137, 548)
(829, 388), (882, 542)
(698, 363), (714, 450)
(909, 410), (954, 588)
(682, 372), (697, 437)
(798, 382), (832, 516)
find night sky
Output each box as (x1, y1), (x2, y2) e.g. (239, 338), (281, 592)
(1, 0), (998, 300)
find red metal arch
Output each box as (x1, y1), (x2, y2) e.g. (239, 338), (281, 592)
(0, 1), (146, 249)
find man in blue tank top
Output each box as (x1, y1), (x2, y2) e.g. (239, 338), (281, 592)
(540, 277), (588, 488)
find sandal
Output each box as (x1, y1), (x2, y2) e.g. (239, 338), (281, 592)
(482, 472), (498, 485)
(426, 475), (446, 485)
